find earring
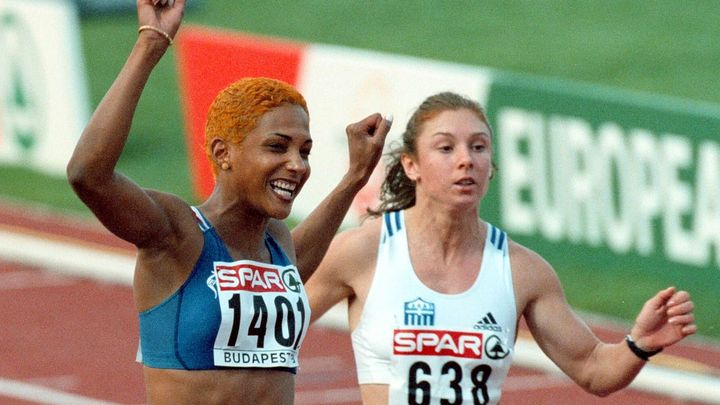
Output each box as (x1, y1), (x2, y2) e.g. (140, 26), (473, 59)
(221, 162), (229, 170)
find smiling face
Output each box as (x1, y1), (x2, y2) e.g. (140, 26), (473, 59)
(401, 108), (493, 211)
(218, 103), (312, 219)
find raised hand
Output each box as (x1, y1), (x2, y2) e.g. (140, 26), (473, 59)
(137, 0), (186, 44)
(344, 113), (393, 186)
(630, 286), (697, 351)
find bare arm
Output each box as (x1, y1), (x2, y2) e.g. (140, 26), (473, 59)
(517, 245), (696, 396)
(66, 1), (185, 248)
(305, 220), (380, 323)
(304, 231), (357, 323)
(292, 113), (392, 281)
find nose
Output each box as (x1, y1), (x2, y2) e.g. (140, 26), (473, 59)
(286, 151), (309, 175)
(457, 145), (474, 169)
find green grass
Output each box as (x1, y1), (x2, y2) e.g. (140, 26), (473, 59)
(4, 0), (719, 339)
(556, 262), (718, 338)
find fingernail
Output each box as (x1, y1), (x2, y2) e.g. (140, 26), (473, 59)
(385, 114), (394, 124)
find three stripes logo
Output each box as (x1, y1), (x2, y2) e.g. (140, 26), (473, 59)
(381, 211), (402, 244)
(473, 312), (503, 332)
(488, 225), (506, 251)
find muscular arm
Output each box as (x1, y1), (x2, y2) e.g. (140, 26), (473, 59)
(305, 220), (380, 323)
(515, 244), (696, 396)
(520, 256), (644, 396)
(66, 1), (185, 248)
(292, 114), (391, 281)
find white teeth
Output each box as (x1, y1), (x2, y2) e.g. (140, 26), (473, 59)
(271, 180), (296, 191)
(274, 189), (292, 198)
(270, 180), (297, 198)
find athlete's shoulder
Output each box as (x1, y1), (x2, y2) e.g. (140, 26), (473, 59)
(139, 190), (202, 250)
(306, 215), (382, 297)
(323, 215), (382, 264)
(507, 237), (563, 307)
(340, 214), (383, 243)
(507, 238), (551, 271)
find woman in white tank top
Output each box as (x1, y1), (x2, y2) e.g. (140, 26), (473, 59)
(305, 92), (697, 404)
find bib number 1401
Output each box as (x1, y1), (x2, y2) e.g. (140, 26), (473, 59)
(226, 294), (306, 350)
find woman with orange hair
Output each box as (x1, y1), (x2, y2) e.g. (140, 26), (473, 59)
(66, 1), (391, 403)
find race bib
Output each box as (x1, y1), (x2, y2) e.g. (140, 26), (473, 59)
(390, 328), (512, 405)
(211, 260), (310, 368)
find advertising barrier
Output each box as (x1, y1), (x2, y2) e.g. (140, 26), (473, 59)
(176, 25), (719, 278)
(486, 73), (720, 273)
(0, 0), (89, 176)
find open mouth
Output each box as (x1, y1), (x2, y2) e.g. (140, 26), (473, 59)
(270, 179), (298, 200)
(455, 178), (476, 186)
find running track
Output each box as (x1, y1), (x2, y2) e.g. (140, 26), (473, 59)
(1, 201), (719, 404)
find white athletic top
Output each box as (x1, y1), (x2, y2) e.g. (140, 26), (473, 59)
(352, 210), (517, 405)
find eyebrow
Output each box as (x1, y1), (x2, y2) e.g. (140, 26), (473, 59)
(268, 132), (313, 145)
(432, 131), (491, 138)
(268, 133), (292, 140)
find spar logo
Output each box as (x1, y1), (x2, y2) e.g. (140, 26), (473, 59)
(393, 329), (484, 359)
(214, 262), (288, 293)
(281, 268), (301, 293)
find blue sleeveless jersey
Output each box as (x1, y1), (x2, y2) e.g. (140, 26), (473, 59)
(137, 207), (307, 370)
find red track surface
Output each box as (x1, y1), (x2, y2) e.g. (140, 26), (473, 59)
(1, 202), (718, 404)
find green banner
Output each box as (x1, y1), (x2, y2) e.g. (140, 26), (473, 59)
(484, 72), (720, 277)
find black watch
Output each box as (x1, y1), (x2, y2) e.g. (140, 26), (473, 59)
(625, 335), (663, 361)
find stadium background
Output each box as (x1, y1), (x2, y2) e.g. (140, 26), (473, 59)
(3, 0), (717, 338)
(1, 1), (719, 403)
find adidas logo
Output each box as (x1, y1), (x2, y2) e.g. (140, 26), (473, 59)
(473, 312), (503, 332)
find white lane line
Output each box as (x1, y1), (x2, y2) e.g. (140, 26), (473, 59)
(21, 375), (80, 392)
(295, 387), (361, 404)
(0, 377), (123, 405)
(0, 228), (134, 286)
(0, 270), (77, 291)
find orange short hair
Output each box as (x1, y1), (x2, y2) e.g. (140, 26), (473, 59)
(204, 77), (308, 176)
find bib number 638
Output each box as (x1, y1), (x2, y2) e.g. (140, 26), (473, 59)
(408, 361), (492, 405)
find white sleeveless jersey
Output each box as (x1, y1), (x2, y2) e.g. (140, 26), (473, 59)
(351, 210), (516, 405)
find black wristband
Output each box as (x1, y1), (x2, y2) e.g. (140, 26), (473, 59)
(625, 335), (662, 361)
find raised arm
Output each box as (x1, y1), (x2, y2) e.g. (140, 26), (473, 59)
(292, 113), (392, 281)
(66, 1), (185, 248)
(517, 245), (696, 396)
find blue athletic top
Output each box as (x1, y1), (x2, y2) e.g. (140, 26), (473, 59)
(137, 207), (309, 371)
